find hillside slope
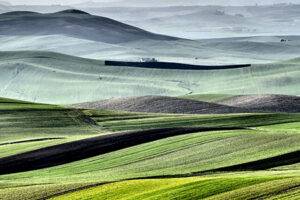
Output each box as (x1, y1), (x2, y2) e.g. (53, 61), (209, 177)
(71, 96), (248, 114)
(1, 97), (300, 199)
(1, 10), (300, 64)
(0, 51), (300, 104)
(217, 94), (300, 113)
(0, 10), (175, 44)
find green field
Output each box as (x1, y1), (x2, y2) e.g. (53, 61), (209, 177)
(49, 177), (300, 200)
(1, 51), (300, 104)
(1, 9), (300, 199)
(178, 94), (237, 102)
(0, 97), (300, 199)
(0, 97), (103, 158)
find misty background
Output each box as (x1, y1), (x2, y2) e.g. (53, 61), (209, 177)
(3, 0), (300, 6)
(1, 0), (300, 39)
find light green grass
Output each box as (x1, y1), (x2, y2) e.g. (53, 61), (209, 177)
(178, 94), (237, 102)
(1, 99), (300, 185)
(260, 122), (300, 133)
(0, 182), (101, 200)
(86, 110), (300, 131)
(207, 177), (300, 200)
(1, 51), (300, 104)
(1, 128), (300, 185)
(1, 97), (300, 199)
(49, 177), (279, 200)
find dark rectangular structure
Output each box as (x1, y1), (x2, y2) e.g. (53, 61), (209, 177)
(105, 60), (251, 70)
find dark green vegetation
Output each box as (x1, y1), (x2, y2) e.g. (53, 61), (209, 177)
(0, 97), (300, 199)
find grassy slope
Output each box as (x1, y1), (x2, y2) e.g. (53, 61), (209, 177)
(0, 10), (174, 44)
(2, 123), (300, 184)
(178, 94), (237, 102)
(0, 182), (102, 200)
(0, 51), (300, 104)
(0, 97), (103, 158)
(0, 97), (300, 199)
(49, 177), (280, 200)
(206, 177), (300, 200)
(86, 109), (300, 131)
(2, 34), (300, 66)
(49, 177), (300, 200)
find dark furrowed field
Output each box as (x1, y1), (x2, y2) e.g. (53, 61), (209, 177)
(71, 96), (250, 114)
(72, 94), (300, 114)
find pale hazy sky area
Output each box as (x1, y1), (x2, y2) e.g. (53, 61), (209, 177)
(4, 0), (300, 6)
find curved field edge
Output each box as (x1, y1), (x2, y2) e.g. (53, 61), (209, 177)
(0, 127), (239, 174)
(1, 97), (300, 200)
(49, 177), (290, 200)
(2, 128), (300, 184)
(3, 96), (300, 166)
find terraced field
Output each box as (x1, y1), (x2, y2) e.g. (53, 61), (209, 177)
(0, 97), (300, 199)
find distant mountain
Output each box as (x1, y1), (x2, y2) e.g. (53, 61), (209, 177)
(0, 9), (176, 44)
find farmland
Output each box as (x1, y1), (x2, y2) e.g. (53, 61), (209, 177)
(1, 51), (300, 104)
(1, 6), (300, 200)
(0, 97), (300, 199)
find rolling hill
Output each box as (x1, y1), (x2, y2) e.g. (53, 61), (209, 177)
(179, 94), (300, 113)
(1, 10), (300, 65)
(1, 4), (300, 200)
(0, 9), (175, 44)
(72, 95), (300, 114)
(71, 96), (249, 114)
(0, 97), (300, 199)
(217, 94), (300, 113)
(0, 51), (299, 104)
